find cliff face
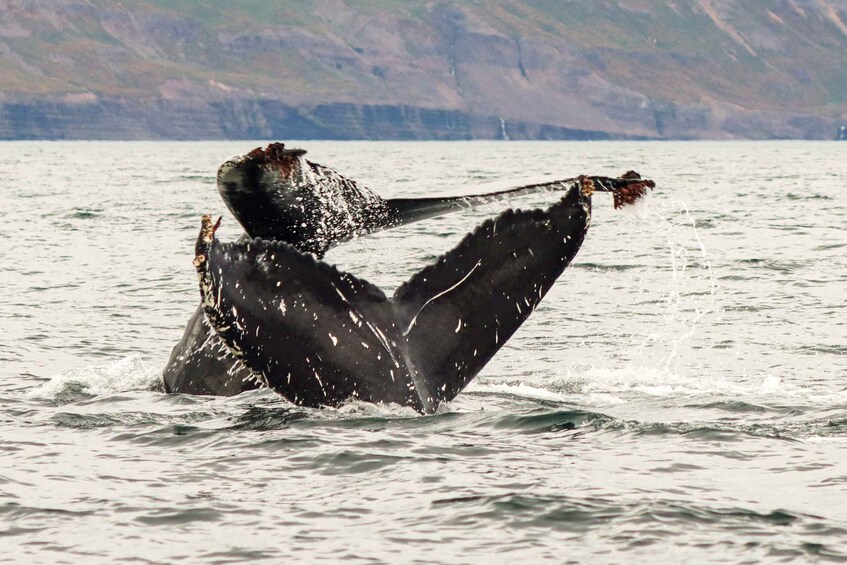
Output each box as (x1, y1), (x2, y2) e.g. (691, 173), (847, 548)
(1, 0), (846, 140)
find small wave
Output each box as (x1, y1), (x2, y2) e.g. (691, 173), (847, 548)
(134, 507), (225, 525)
(685, 400), (772, 413)
(228, 404), (312, 431)
(49, 411), (166, 429)
(0, 503), (98, 519)
(793, 344), (846, 355)
(597, 420), (799, 442)
(65, 208), (103, 219)
(784, 193), (833, 201)
(429, 493), (847, 558)
(574, 262), (644, 272)
(430, 492), (828, 531)
(738, 257), (807, 272)
(486, 408), (614, 434)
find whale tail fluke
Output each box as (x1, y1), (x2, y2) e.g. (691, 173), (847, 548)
(169, 139), (655, 401)
(193, 183), (594, 413)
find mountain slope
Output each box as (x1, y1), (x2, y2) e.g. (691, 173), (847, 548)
(1, 0), (846, 139)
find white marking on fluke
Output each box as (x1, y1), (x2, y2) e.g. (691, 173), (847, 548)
(403, 260), (482, 336)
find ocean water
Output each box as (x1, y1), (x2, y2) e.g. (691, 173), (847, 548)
(1, 140), (845, 563)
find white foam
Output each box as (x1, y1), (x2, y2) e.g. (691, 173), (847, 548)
(577, 365), (847, 401)
(804, 437), (847, 444)
(334, 399), (421, 418)
(474, 365), (847, 408)
(467, 380), (626, 407)
(30, 354), (162, 398)
(558, 364), (737, 396)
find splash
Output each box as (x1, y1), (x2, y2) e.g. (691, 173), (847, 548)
(30, 354), (162, 400)
(617, 191), (717, 371)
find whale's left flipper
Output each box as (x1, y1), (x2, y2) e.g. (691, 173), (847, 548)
(193, 182), (594, 414)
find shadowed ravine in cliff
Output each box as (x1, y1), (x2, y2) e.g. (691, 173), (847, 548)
(1, 0), (847, 140)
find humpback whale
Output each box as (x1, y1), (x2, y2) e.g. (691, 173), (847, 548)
(191, 174), (653, 413)
(164, 142), (652, 397)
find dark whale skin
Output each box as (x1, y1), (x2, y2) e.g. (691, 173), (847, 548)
(192, 182), (595, 413)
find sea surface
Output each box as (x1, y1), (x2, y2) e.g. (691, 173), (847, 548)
(1, 141), (845, 563)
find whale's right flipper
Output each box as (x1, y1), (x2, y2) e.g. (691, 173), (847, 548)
(193, 182), (595, 413)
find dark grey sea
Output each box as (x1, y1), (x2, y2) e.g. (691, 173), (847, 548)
(1, 141), (845, 563)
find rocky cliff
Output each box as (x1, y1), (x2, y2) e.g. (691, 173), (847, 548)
(1, 0), (846, 140)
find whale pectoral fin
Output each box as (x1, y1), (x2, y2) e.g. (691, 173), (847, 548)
(196, 232), (424, 410)
(391, 185), (591, 405)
